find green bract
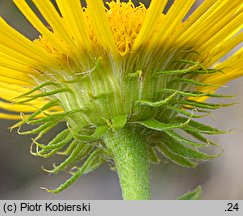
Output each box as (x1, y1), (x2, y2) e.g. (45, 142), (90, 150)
(11, 55), (226, 193)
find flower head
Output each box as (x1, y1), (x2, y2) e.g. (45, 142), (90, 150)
(0, 0), (242, 195)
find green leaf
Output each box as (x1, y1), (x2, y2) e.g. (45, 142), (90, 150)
(137, 118), (190, 131)
(148, 146), (160, 164)
(42, 141), (94, 174)
(154, 59), (218, 76)
(42, 140), (80, 173)
(33, 122), (59, 141)
(32, 129), (74, 158)
(18, 121), (58, 135)
(154, 69), (191, 76)
(183, 129), (217, 146)
(72, 125), (109, 142)
(154, 68), (217, 76)
(164, 130), (207, 148)
(156, 143), (196, 168)
(89, 92), (112, 101)
(161, 89), (231, 98)
(29, 108), (88, 124)
(41, 149), (104, 193)
(11, 99), (59, 129)
(66, 145), (94, 168)
(57, 138), (80, 155)
(36, 129), (70, 149)
(127, 70), (142, 78)
(29, 114), (64, 125)
(180, 100), (233, 110)
(18, 121), (59, 142)
(16, 88), (71, 104)
(177, 186), (202, 200)
(160, 135), (218, 160)
(31, 144), (61, 158)
(168, 78), (218, 87)
(174, 59), (218, 73)
(135, 92), (177, 107)
(111, 115), (127, 129)
(14, 81), (61, 99)
(166, 105), (207, 118)
(175, 117), (225, 135)
(39, 133), (73, 151)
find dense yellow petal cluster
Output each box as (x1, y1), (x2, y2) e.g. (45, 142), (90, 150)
(0, 0), (242, 119)
(105, 1), (147, 55)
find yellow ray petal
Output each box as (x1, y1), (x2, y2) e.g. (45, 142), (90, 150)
(31, 0), (77, 52)
(0, 80), (63, 113)
(213, 49), (243, 81)
(13, 0), (68, 53)
(0, 81), (42, 105)
(195, 49), (243, 102)
(0, 110), (62, 120)
(56, 0), (92, 51)
(209, 31), (243, 65)
(86, 0), (119, 55)
(0, 59), (32, 75)
(0, 112), (22, 120)
(178, 0), (241, 45)
(0, 65), (34, 87)
(0, 88), (30, 100)
(0, 100), (39, 113)
(0, 67), (32, 80)
(196, 6), (242, 50)
(179, 0), (218, 33)
(0, 45), (40, 68)
(179, 0), (224, 36)
(132, 0), (167, 51)
(149, 0), (195, 48)
(0, 75), (32, 86)
(0, 100), (62, 113)
(224, 15), (243, 41)
(0, 18), (57, 67)
(0, 94), (54, 114)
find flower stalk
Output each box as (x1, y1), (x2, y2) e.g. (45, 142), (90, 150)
(104, 127), (151, 200)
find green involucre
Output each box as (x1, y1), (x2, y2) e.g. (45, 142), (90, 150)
(12, 53), (230, 193)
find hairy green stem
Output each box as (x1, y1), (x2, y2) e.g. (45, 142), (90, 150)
(104, 127), (151, 200)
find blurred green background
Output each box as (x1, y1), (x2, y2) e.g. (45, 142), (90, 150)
(0, 0), (243, 199)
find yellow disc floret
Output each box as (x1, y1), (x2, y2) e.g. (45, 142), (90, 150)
(106, 1), (147, 56)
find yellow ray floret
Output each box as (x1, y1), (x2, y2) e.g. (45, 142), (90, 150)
(0, 18), (56, 66)
(206, 49), (243, 86)
(55, 0), (92, 51)
(193, 49), (243, 102)
(148, 0), (195, 50)
(132, 0), (167, 51)
(86, 0), (118, 55)
(13, 0), (69, 54)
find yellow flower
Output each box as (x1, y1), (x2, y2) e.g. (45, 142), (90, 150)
(0, 0), (242, 199)
(0, 0), (242, 119)
(0, 0), (241, 119)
